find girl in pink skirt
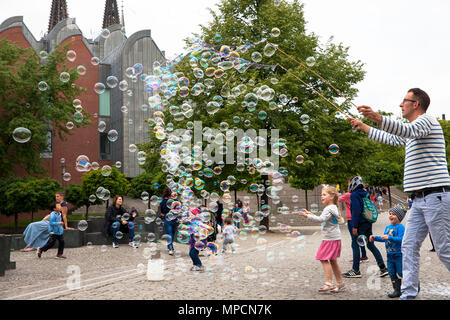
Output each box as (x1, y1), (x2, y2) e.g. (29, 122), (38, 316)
(300, 186), (346, 293)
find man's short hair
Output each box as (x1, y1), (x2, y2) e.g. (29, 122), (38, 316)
(408, 88), (430, 112)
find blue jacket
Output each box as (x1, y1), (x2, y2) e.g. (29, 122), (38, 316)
(49, 211), (63, 235)
(374, 224), (405, 256)
(350, 186), (367, 228)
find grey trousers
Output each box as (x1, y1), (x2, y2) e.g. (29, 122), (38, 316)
(400, 191), (450, 300)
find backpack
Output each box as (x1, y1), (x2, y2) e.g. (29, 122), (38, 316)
(362, 193), (378, 223)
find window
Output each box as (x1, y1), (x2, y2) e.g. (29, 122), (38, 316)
(100, 132), (111, 160)
(40, 130), (53, 158)
(99, 89), (111, 117)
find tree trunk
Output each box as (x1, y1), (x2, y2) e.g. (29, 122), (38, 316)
(304, 190), (309, 210)
(388, 185), (392, 208)
(14, 213), (18, 233)
(234, 189), (237, 204)
(259, 175), (270, 230)
(85, 204), (90, 221)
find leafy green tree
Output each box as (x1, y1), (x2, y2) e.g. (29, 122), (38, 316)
(80, 166), (130, 211)
(26, 178), (61, 222)
(128, 171), (166, 208)
(0, 38), (89, 179)
(65, 183), (99, 220)
(140, 0), (365, 230)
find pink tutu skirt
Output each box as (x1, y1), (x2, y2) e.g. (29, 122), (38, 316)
(315, 240), (341, 261)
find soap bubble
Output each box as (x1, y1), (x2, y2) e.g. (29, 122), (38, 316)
(77, 220), (88, 231)
(101, 165), (112, 177)
(300, 114), (310, 124)
(100, 28), (111, 39)
(66, 50), (77, 62)
(305, 56), (316, 67)
(12, 127), (32, 143)
(296, 155), (304, 164)
(98, 121), (106, 133)
(59, 72), (70, 83)
(66, 121), (74, 130)
(251, 51), (262, 63)
(129, 144), (137, 153)
(38, 81), (48, 91)
(91, 57), (100, 66)
(77, 65), (86, 75)
(310, 203), (319, 213)
(263, 43), (277, 57)
(106, 76), (119, 88)
(329, 144), (340, 154)
(108, 130), (119, 142)
(94, 83), (106, 94)
(63, 172), (71, 181)
(271, 27), (281, 37)
(357, 235), (367, 247)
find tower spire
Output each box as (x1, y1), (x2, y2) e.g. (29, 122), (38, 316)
(121, 0), (125, 28)
(48, 0), (69, 33)
(103, 0), (121, 29)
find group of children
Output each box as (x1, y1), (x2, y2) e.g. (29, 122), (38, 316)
(36, 181), (407, 298)
(300, 178), (407, 298)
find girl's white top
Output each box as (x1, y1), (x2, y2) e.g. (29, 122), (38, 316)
(306, 204), (341, 241)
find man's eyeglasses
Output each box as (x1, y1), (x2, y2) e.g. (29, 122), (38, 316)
(402, 99), (417, 104)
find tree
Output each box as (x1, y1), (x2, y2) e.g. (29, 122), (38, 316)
(80, 166), (130, 211)
(0, 178), (60, 231)
(0, 38), (89, 179)
(139, 0), (365, 231)
(128, 171), (166, 209)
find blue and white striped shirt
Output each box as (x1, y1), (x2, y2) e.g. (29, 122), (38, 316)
(368, 114), (450, 192)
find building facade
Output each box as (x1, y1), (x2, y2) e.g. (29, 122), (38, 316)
(0, 0), (165, 189)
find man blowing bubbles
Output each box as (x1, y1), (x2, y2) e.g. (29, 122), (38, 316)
(350, 88), (450, 300)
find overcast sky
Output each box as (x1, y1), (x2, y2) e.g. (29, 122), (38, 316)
(1, 0), (449, 119)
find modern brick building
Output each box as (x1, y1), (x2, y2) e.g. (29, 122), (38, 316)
(0, 0), (165, 184)
(0, 0), (165, 224)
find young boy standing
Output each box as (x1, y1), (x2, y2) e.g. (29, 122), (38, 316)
(370, 204), (407, 298)
(37, 202), (66, 259)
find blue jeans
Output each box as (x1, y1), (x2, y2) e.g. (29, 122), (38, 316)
(387, 254), (402, 280)
(163, 219), (178, 251)
(348, 221), (367, 259)
(189, 247), (202, 266)
(353, 222), (385, 272)
(110, 223), (135, 245)
(400, 191), (450, 300)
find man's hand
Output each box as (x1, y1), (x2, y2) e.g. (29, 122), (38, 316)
(350, 118), (371, 134)
(352, 228), (358, 236)
(357, 105), (382, 124)
(369, 235), (375, 242)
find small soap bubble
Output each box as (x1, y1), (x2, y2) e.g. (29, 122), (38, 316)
(77, 220), (88, 231)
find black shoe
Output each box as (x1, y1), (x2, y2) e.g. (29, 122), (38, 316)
(343, 269), (361, 278)
(430, 249), (435, 252)
(388, 279), (401, 298)
(37, 247), (42, 258)
(378, 268), (389, 277)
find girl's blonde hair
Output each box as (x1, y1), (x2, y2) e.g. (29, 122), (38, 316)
(323, 186), (339, 205)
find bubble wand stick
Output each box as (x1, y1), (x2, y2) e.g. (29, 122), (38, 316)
(268, 41), (359, 112)
(277, 64), (352, 119)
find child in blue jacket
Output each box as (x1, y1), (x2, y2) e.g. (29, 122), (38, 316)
(370, 204), (407, 298)
(37, 202), (66, 259)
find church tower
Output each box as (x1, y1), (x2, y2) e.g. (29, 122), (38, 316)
(48, 0), (68, 32)
(103, 0), (121, 29)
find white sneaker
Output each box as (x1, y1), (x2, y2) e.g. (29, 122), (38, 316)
(112, 242), (119, 248)
(129, 242), (138, 248)
(168, 250), (174, 256)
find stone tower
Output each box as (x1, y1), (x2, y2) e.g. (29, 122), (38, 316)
(103, 0), (121, 29)
(48, 0), (69, 32)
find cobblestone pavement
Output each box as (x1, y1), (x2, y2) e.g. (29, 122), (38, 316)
(1, 211), (448, 300)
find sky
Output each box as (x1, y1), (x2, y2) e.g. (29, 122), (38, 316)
(1, 0), (449, 119)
